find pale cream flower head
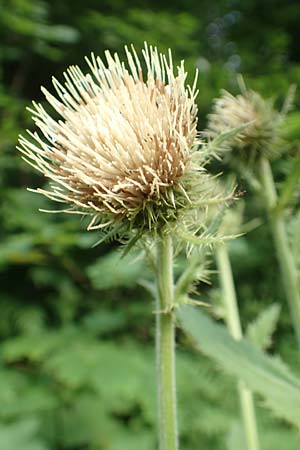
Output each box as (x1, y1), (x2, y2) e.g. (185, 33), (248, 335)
(207, 88), (282, 162)
(19, 43), (224, 244)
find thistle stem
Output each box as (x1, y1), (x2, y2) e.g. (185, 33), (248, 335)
(156, 233), (178, 450)
(259, 157), (300, 348)
(216, 243), (260, 450)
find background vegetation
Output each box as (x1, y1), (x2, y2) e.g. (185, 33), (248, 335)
(1, 0), (300, 448)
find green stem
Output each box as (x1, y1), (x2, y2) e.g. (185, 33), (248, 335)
(259, 157), (300, 348)
(156, 233), (178, 450)
(216, 244), (260, 450)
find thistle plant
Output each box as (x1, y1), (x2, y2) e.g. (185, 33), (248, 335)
(18, 43), (231, 450)
(207, 82), (300, 349)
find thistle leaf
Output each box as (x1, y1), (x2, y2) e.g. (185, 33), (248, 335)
(174, 249), (209, 299)
(246, 303), (281, 350)
(177, 229), (238, 247)
(178, 306), (300, 426)
(280, 84), (296, 117)
(275, 156), (300, 213)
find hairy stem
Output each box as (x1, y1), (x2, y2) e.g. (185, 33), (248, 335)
(259, 157), (300, 348)
(156, 233), (178, 450)
(216, 243), (260, 450)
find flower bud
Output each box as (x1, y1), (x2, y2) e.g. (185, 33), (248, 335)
(207, 89), (282, 162)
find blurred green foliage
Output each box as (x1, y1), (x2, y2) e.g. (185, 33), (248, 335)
(1, 0), (300, 448)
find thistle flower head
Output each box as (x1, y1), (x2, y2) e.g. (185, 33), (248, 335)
(18, 43), (226, 245)
(207, 88), (283, 162)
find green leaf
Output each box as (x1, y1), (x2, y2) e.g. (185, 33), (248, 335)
(178, 306), (300, 426)
(177, 229), (237, 247)
(279, 111), (300, 142)
(0, 419), (49, 450)
(246, 303), (281, 349)
(174, 249), (208, 300)
(287, 211), (300, 271)
(82, 308), (126, 334)
(0, 235), (44, 268)
(275, 156), (300, 213)
(86, 251), (148, 290)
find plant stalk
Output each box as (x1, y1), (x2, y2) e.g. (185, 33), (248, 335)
(156, 233), (178, 450)
(216, 243), (260, 450)
(259, 157), (300, 348)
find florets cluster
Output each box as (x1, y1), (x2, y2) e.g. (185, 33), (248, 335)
(18, 44), (227, 243)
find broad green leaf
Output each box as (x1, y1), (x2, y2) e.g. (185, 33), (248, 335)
(178, 306), (300, 426)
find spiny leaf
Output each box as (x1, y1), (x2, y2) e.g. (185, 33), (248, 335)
(91, 222), (124, 247)
(275, 156), (300, 213)
(246, 303), (281, 349)
(280, 84), (296, 117)
(205, 204), (230, 237)
(120, 230), (143, 258)
(174, 249), (209, 299)
(178, 306), (300, 427)
(177, 229), (238, 247)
